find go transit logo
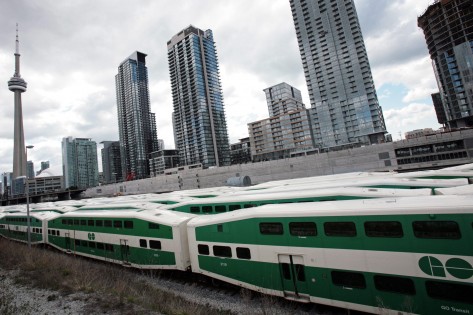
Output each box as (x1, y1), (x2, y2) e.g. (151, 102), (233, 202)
(88, 232), (95, 241)
(418, 256), (473, 279)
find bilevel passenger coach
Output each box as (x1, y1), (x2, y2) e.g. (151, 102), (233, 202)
(187, 195), (473, 315)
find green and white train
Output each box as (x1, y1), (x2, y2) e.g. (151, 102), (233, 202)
(187, 195), (473, 315)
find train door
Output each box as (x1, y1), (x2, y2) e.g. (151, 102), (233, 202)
(120, 239), (130, 265)
(65, 232), (72, 253)
(278, 254), (310, 302)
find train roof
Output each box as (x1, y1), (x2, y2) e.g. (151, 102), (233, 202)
(169, 186), (433, 207)
(434, 184), (473, 195)
(187, 195), (473, 226)
(2, 211), (60, 221)
(58, 208), (196, 226)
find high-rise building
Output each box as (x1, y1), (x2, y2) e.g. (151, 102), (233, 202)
(264, 82), (305, 117)
(101, 141), (123, 184)
(248, 82), (314, 162)
(149, 149), (180, 176)
(289, 0), (386, 149)
(27, 161), (34, 179)
(418, 0), (473, 129)
(116, 51), (159, 180)
(62, 137), (99, 189)
(167, 25), (230, 168)
(8, 25), (28, 179)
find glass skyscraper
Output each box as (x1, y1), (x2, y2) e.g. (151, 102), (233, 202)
(62, 137), (99, 189)
(418, 0), (473, 129)
(289, 0), (386, 149)
(167, 26), (230, 168)
(116, 51), (159, 180)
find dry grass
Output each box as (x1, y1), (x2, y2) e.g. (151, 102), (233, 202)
(0, 238), (234, 315)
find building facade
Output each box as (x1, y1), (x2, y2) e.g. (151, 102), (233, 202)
(418, 0), (473, 129)
(149, 149), (180, 176)
(27, 161), (34, 179)
(101, 141), (123, 184)
(167, 25), (230, 168)
(62, 137), (99, 189)
(263, 82), (305, 117)
(116, 51), (159, 180)
(289, 0), (386, 149)
(230, 137), (252, 165)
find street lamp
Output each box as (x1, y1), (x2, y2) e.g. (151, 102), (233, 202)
(25, 145), (34, 248)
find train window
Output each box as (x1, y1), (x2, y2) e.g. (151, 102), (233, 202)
(62, 219), (66, 224)
(48, 230), (51, 235)
(104, 220), (112, 228)
(88, 242), (96, 248)
(290, 222), (317, 236)
(198, 244), (210, 255)
(229, 205), (241, 211)
(202, 206), (213, 213)
(374, 275), (416, 295)
(51, 230), (56, 236)
(81, 240), (88, 247)
(149, 223), (160, 229)
(139, 239), (147, 248)
(149, 240), (161, 250)
(426, 281), (473, 304)
(88, 220), (94, 226)
(114, 221), (122, 228)
(215, 205), (226, 213)
(365, 221), (403, 238)
(236, 247), (251, 259)
(105, 244), (114, 252)
(96, 243), (104, 250)
(259, 222), (284, 235)
(56, 230), (59, 236)
(295, 264), (306, 281)
(96, 220), (103, 227)
(244, 204), (256, 208)
(190, 206), (200, 213)
(413, 221), (461, 239)
(213, 246), (232, 258)
(74, 239), (80, 246)
(331, 271), (366, 289)
(67, 219), (73, 225)
(217, 224), (223, 232)
(324, 222), (357, 237)
(80, 220), (87, 226)
(124, 221), (133, 229)
(74, 219), (79, 225)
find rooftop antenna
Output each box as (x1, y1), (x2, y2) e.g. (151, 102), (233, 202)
(15, 23), (19, 55)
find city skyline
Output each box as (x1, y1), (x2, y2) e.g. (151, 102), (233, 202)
(0, 1), (439, 174)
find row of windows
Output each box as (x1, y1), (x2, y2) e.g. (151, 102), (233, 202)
(258, 220), (463, 239)
(48, 229), (60, 236)
(329, 270), (472, 305)
(197, 244), (251, 260)
(3, 217), (37, 222)
(74, 239), (115, 252)
(138, 239), (162, 250)
(33, 228), (43, 234)
(60, 219), (161, 230)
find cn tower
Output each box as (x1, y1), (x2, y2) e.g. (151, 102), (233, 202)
(8, 24), (28, 179)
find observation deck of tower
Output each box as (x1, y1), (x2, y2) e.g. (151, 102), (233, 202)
(8, 24), (28, 178)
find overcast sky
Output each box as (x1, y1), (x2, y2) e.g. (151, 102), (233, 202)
(0, 0), (439, 175)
